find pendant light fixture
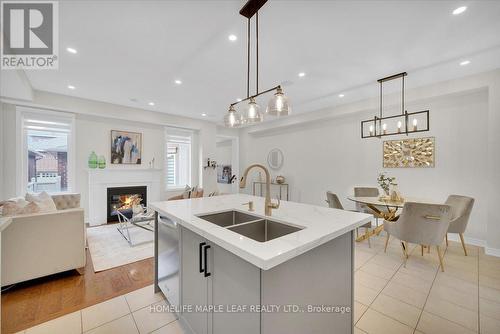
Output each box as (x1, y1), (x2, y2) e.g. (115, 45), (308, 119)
(266, 86), (290, 116)
(224, 105), (243, 128)
(245, 97), (263, 123)
(224, 0), (290, 127)
(361, 72), (430, 138)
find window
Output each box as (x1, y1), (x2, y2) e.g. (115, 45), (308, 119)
(20, 108), (75, 193)
(166, 132), (192, 189)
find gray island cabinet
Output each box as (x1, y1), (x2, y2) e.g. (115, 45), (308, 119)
(151, 194), (371, 334)
(181, 226), (260, 334)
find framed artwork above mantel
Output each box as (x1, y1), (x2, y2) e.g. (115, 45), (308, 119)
(111, 130), (142, 164)
(383, 137), (435, 168)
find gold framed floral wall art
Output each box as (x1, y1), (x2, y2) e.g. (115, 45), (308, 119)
(383, 137), (435, 168)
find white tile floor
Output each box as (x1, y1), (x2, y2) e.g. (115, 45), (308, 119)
(17, 233), (500, 334)
(354, 232), (500, 334)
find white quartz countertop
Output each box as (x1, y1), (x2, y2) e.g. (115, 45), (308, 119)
(150, 194), (372, 270)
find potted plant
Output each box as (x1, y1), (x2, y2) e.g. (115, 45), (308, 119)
(377, 173), (397, 199)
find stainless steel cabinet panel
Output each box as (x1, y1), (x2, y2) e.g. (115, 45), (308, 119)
(157, 217), (180, 308)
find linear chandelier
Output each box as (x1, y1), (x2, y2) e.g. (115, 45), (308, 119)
(224, 0), (291, 128)
(361, 72), (430, 138)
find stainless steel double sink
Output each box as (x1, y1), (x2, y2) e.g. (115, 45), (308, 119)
(197, 210), (303, 243)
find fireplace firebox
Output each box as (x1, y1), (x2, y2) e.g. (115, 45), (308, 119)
(107, 186), (147, 222)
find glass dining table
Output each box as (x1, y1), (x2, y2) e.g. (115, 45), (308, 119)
(347, 196), (437, 242)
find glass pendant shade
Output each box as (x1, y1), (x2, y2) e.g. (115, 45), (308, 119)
(245, 97), (263, 124)
(266, 87), (290, 116)
(224, 105), (242, 128)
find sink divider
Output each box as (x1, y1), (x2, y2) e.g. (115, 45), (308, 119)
(226, 219), (264, 230)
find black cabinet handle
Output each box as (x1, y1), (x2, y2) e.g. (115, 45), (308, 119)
(199, 242), (206, 273)
(203, 245), (211, 277)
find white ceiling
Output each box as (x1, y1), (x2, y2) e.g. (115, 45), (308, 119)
(25, 0), (500, 123)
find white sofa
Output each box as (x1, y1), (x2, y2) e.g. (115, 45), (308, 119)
(1, 193), (86, 286)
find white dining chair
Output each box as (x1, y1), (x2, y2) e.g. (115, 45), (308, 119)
(327, 191), (372, 247)
(383, 202), (452, 271)
(353, 187), (380, 213)
(445, 195), (475, 256)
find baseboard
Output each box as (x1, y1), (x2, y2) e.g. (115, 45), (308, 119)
(446, 233), (486, 247)
(447, 233), (500, 257)
(485, 247), (500, 257)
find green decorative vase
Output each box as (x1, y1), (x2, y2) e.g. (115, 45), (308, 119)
(98, 155), (106, 169)
(88, 151), (98, 169)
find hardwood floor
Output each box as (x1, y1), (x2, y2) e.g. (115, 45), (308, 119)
(1, 248), (154, 334)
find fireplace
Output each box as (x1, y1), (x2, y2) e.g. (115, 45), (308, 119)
(107, 186), (147, 222)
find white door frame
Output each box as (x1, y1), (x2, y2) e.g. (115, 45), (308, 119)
(215, 135), (239, 194)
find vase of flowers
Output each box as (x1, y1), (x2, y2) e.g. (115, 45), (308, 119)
(377, 173), (397, 198)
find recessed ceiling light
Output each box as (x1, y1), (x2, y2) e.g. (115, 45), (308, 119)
(298, 72), (306, 77)
(237, 98), (242, 102)
(66, 47), (77, 54)
(460, 60), (470, 66)
(67, 85), (75, 90)
(148, 102), (155, 106)
(338, 94), (345, 98)
(452, 6), (467, 15)
(175, 79), (182, 85)
(201, 113), (207, 117)
(228, 34), (237, 42)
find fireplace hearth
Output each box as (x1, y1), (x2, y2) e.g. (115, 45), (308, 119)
(107, 186), (147, 222)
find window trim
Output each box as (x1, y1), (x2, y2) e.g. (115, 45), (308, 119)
(17, 107), (76, 194)
(165, 129), (193, 191)
(166, 152), (177, 188)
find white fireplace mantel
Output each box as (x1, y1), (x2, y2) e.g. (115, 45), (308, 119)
(87, 168), (163, 226)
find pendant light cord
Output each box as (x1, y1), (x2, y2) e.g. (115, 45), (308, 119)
(256, 11), (259, 95)
(379, 82), (383, 119)
(379, 82), (383, 136)
(402, 75), (405, 115)
(247, 18), (250, 99)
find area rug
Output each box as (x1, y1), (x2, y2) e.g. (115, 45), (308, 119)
(86, 223), (154, 272)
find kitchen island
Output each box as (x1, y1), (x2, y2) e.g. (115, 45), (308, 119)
(150, 194), (371, 334)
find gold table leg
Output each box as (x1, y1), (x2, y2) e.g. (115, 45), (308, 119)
(355, 204), (399, 242)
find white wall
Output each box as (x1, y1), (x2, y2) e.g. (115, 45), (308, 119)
(0, 90), (221, 224)
(2, 69), (500, 252)
(240, 85), (492, 245)
(75, 114), (166, 220)
(486, 74), (500, 251)
(0, 103), (18, 198)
